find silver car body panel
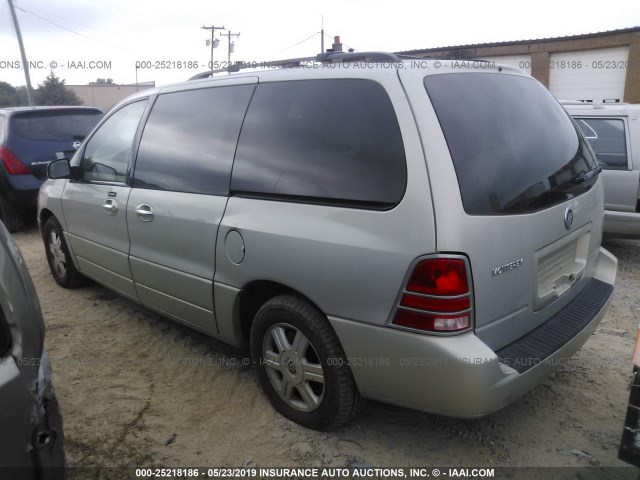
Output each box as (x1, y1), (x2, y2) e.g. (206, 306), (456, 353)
(127, 189), (223, 334)
(0, 222), (65, 470)
(62, 183), (137, 300)
(330, 245), (617, 418)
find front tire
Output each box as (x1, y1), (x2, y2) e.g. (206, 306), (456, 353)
(44, 217), (86, 288)
(250, 295), (362, 430)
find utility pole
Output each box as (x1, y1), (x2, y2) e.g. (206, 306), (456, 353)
(220, 31), (240, 71)
(320, 16), (324, 53)
(7, 0), (33, 105)
(201, 25), (225, 70)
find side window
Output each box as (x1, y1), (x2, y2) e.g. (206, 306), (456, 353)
(231, 79), (407, 208)
(134, 85), (254, 195)
(575, 118), (628, 169)
(80, 100), (147, 182)
(0, 116), (4, 144)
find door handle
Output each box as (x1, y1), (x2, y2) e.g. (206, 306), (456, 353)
(103, 198), (118, 215)
(135, 203), (154, 222)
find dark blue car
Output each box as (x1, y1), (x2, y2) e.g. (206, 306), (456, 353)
(0, 107), (102, 232)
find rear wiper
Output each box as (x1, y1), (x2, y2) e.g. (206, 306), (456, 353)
(574, 165), (602, 183)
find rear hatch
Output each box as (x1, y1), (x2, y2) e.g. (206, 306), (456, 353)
(400, 64), (604, 351)
(6, 109), (102, 180)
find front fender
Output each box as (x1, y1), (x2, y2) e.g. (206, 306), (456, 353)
(37, 180), (67, 233)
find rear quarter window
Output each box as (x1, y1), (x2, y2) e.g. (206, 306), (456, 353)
(231, 79), (406, 209)
(575, 118), (628, 170)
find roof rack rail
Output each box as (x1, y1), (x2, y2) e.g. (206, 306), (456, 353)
(315, 51), (401, 63)
(396, 54), (431, 60)
(558, 100), (606, 109)
(188, 51), (403, 81)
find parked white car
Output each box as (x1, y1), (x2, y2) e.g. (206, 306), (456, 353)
(563, 102), (640, 238)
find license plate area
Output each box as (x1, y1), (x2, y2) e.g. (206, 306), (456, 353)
(534, 224), (591, 312)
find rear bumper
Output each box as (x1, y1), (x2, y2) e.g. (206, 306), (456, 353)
(603, 209), (640, 238)
(330, 247), (617, 418)
(0, 171), (42, 210)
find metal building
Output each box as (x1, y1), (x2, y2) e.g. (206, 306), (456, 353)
(399, 26), (640, 103)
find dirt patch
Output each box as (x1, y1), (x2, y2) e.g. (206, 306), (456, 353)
(12, 224), (640, 475)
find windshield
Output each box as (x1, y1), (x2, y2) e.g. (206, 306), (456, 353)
(424, 73), (598, 215)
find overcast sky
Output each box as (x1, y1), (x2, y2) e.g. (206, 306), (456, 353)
(1, 0), (639, 88)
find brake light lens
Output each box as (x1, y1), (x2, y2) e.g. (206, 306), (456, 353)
(392, 257), (472, 333)
(0, 146), (30, 175)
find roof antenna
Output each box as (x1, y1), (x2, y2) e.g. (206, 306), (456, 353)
(320, 15), (324, 53)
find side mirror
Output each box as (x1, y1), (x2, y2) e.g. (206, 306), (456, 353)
(47, 158), (72, 179)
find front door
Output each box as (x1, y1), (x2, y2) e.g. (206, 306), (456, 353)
(62, 99), (149, 300)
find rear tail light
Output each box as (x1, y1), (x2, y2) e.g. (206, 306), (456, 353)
(0, 146), (30, 175)
(392, 257), (472, 333)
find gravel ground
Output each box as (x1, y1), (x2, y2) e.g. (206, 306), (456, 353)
(11, 223), (640, 479)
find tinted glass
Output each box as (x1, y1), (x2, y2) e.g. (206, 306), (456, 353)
(11, 111), (102, 141)
(231, 79), (406, 208)
(80, 100), (147, 183)
(575, 118), (628, 169)
(134, 85), (254, 195)
(425, 73), (598, 215)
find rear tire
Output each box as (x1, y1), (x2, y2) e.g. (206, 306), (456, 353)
(0, 197), (23, 233)
(250, 295), (362, 430)
(44, 217), (87, 288)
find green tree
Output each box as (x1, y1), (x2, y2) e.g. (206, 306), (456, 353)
(15, 86), (29, 105)
(0, 81), (23, 107)
(33, 71), (82, 106)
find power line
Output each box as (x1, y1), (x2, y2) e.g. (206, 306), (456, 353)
(14, 5), (126, 49)
(280, 32), (320, 52)
(88, 0), (199, 29)
(20, 3), (114, 36)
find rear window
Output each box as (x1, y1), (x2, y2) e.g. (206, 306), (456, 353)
(575, 118), (628, 169)
(10, 110), (102, 142)
(425, 73), (598, 215)
(231, 79), (406, 209)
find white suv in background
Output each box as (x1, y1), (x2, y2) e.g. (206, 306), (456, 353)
(563, 102), (640, 238)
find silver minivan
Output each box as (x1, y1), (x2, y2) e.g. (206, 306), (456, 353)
(563, 102), (640, 238)
(38, 52), (617, 430)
